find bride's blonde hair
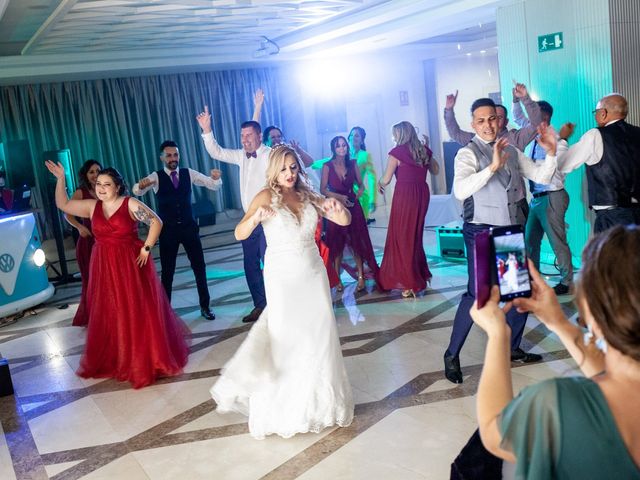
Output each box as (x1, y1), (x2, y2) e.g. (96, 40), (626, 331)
(266, 145), (324, 209)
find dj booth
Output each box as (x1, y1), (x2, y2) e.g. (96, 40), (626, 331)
(0, 211), (54, 318)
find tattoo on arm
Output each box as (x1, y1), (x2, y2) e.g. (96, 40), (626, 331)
(133, 207), (154, 226)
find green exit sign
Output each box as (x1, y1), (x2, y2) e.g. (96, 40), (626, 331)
(538, 32), (563, 52)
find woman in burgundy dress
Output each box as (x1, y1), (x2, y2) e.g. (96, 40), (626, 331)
(378, 121), (440, 297)
(320, 136), (379, 292)
(46, 161), (189, 389)
(65, 160), (102, 326)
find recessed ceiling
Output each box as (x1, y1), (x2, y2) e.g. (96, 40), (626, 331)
(0, 0), (501, 85)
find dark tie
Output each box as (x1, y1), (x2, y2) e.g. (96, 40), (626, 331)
(246, 151), (257, 159)
(170, 171), (179, 189)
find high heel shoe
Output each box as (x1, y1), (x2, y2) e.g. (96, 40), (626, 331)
(356, 275), (366, 292)
(336, 283), (344, 292)
(401, 289), (416, 298)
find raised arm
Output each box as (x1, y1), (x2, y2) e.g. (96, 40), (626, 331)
(64, 189), (93, 238)
(44, 160), (95, 218)
(128, 197), (163, 267)
(290, 139), (314, 168)
(512, 94), (529, 129)
(252, 89), (264, 123)
(508, 83), (542, 150)
(196, 105), (244, 166)
(234, 189), (275, 241)
(444, 90), (474, 146)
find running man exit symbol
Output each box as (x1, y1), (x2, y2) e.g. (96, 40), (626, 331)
(538, 32), (563, 52)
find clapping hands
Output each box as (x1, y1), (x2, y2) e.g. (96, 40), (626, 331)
(536, 123), (558, 155)
(490, 137), (509, 173)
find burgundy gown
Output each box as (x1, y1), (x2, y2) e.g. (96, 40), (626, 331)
(72, 186), (95, 327)
(77, 197), (189, 389)
(324, 160), (379, 279)
(378, 144), (432, 291)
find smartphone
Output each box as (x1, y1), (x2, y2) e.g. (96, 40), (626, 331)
(491, 225), (532, 301)
(474, 229), (492, 308)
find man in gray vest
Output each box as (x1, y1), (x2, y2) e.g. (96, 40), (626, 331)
(443, 98), (559, 384)
(558, 93), (640, 232)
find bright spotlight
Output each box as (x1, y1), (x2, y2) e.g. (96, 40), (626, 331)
(33, 248), (46, 267)
(300, 60), (352, 98)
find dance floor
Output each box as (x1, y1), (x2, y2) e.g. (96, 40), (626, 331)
(0, 207), (579, 479)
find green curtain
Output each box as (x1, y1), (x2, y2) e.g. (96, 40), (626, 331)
(0, 67), (284, 216)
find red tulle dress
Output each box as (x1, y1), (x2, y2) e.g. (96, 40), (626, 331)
(72, 186), (95, 327)
(378, 144), (432, 291)
(77, 197), (189, 389)
(324, 160), (379, 279)
(315, 219), (339, 288)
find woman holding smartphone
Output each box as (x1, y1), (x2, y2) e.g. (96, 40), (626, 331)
(470, 225), (640, 478)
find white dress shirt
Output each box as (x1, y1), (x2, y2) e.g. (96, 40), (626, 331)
(201, 131), (271, 212)
(453, 135), (558, 201)
(527, 128), (568, 192)
(132, 167), (222, 196)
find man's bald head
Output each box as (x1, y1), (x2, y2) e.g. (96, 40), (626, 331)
(594, 93), (628, 126)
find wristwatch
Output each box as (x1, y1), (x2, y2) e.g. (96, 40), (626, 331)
(144, 244), (151, 252)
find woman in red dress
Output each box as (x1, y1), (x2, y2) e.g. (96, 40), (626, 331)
(45, 161), (189, 389)
(321, 136), (379, 292)
(65, 160), (101, 327)
(378, 121), (439, 297)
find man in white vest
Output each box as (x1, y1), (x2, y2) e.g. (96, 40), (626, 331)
(444, 97), (559, 384)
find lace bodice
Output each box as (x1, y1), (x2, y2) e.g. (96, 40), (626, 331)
(262, 199), (318, 252)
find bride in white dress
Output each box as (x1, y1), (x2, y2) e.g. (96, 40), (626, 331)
(210, 145), (355, 439)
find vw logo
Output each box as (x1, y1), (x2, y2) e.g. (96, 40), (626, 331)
(0, 253), (15, 273)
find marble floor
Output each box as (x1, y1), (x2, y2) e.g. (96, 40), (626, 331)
(0, 208), (579, 480)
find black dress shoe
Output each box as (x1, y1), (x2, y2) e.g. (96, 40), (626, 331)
(511, 348), (542, 363)
(242, 307), (263, 323)
(200, 307), (215, 321)
(553, 283), (571, 295)
(444, 355), (463, 384)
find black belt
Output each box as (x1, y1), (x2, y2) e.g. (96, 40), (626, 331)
(532, 189), (564, 199)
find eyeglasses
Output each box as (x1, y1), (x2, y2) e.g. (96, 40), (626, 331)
(592, 108), (607, 115)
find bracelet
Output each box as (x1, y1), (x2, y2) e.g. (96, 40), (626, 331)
(144, 244), (151, 252)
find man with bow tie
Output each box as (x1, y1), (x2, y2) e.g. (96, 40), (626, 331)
(197, 106), (270, 323)
(133, 140), (222, 321)
(443, 98), (560, 384)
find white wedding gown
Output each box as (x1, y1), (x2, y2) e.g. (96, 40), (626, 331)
(210, 199), (354, 439)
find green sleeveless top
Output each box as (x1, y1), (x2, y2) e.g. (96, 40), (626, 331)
(500, 377), (639, 479)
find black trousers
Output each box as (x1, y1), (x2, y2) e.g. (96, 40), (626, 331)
(241, 224), (267, 309)
(159, 222), (210, 309)
(445, 222), (528, 359)
(594, 206), (640, 233)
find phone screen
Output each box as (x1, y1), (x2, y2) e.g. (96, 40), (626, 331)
(491, 226), (532, 301)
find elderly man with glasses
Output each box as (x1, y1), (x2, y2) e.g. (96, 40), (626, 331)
(558, 93), (640, 233)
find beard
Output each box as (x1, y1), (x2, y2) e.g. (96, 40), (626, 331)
(167, 161), (178, 170)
